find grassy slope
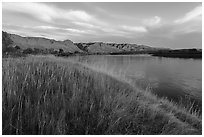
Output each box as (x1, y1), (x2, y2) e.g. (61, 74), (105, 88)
(2, 55), (202, 135)
(8, 33), (81, 53)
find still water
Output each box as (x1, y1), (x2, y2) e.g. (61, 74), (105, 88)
(72, 55), (202, 111)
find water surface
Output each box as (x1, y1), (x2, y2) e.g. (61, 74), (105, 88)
(71, 55), (202, 111)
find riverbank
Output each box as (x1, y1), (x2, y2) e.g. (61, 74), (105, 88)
(2, 55), (202, 135)
(151, 49), (202, 59)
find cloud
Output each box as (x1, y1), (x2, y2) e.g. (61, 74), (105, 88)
(73, 21), (130, 37)
(3, 2), (94, 23)
(64, 10), (92, 22)
(174, 6), (202, 24)
(3, 3), (57, 22)
(172, 6), (202, 34)
(65, 28), (96, 35)
(122, 25), (147, 32)
(73, 21), (99, 28)
(35, 26), (60, 30)
(3, 23), (84, 39)
(138, 30), (201, 49)
(2, 2), (147, 39)
(171, 23), (201, 34)
(143, 16), (161, 27)
(36, 25), (96, 35)
(2, 2), (201, 48)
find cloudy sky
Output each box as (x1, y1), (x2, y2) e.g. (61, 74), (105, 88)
(2, 2), (202, 48)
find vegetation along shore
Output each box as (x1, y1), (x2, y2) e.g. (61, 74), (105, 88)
(2, 55), (202, 135)
(2, 31), (202, 135)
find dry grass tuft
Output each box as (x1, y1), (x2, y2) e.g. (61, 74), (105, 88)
(2, 55), (202, 135)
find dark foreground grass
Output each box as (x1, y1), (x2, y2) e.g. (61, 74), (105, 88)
(2, 55), (202, 135)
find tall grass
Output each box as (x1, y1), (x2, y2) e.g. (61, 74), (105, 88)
(2, 55), (202, 135)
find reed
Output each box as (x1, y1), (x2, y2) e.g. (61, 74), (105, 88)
(2, 55), (202, 135)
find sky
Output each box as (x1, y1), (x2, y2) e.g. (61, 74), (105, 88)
(2, 2), (202, 48)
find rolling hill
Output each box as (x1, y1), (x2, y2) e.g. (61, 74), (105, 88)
(3, 31), (167, 54)
(75, 42), (162, 54)
(7, 32), (82, 53)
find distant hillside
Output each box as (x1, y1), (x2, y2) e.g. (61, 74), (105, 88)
(75, 42), (165, 54)
(3, 31), (168, 55)
(75, 42), (121, 53)
(6, 32), (82, 53)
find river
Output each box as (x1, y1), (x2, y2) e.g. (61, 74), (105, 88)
(71, 54), (202, 112)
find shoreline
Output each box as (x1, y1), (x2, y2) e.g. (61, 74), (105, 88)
(2, 55), (202, 135)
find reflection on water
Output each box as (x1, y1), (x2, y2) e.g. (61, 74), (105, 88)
(71, 55), (202, 111)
